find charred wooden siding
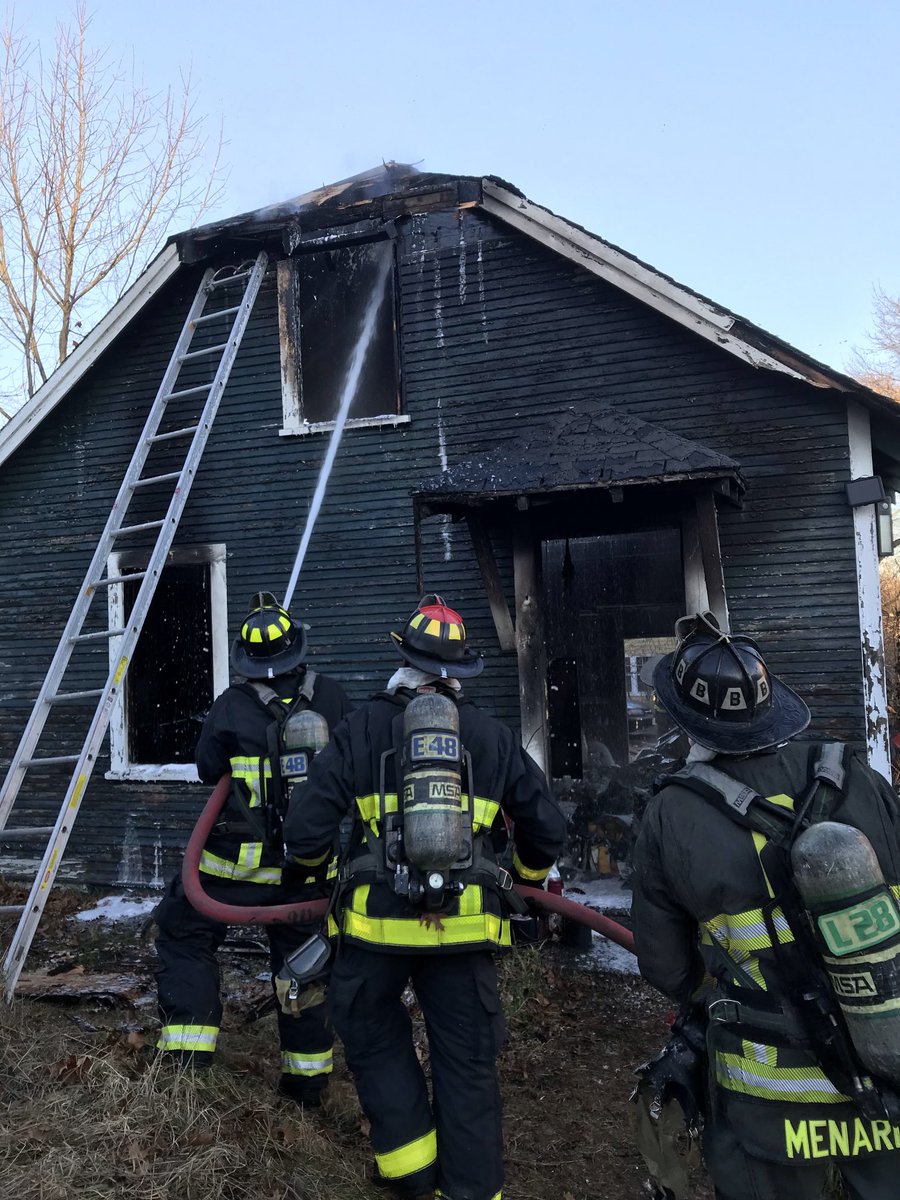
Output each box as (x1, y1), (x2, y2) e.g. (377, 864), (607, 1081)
(0, 205), (860, 885)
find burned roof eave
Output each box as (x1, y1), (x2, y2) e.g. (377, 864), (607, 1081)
(414, 467), (745, 519)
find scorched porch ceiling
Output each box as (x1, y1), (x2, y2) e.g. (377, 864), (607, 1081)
(413, 408), (745, 516)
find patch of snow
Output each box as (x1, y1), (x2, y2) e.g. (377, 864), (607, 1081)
(74, 895), (158, 923)
(565, 878), (632, 911)
(576, 931), (640, 975)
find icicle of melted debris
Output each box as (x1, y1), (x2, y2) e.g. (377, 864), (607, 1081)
(412, 215), (427, 310)
(116, 817), (144, 887)
(477, 237), (488, 344)
(458, 212), (467, 306)
(437, 397), (452, 562)
(433, 242), (445, 349)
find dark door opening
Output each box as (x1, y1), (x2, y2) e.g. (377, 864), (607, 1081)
(543, 529), (683, 779)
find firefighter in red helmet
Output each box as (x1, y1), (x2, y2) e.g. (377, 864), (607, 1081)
(154, 592), (351, 1106)
(284, 596), (567, 1200)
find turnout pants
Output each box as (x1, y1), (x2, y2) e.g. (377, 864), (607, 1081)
(153, 872), (333, 1102)
(330, 942), (506, 1200)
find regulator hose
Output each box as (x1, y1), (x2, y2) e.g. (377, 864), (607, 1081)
(182, 776), (636, 953)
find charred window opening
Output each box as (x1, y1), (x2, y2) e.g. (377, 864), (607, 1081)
(124, 565), (212, 764)
(107, 544), (228, 779)
(280, 240), (399, 430)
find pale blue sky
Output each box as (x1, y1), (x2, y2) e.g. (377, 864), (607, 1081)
(24, 0), (900, 375)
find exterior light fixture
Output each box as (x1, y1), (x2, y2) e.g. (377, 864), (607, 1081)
(846, 475), (895, 559)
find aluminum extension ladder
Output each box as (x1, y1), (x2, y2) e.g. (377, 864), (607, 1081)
(0, 251), (268, 997)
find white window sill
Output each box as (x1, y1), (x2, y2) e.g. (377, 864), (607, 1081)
(105, 764), (202, 783)
(279, 413), (411, 437)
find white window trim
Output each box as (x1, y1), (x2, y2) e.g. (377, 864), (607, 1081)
(279, 412), (410, 438)
(276, 256), (405, 437)
(105, 543), (229, 782)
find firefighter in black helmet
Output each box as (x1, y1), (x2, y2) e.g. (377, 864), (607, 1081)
(631, 613), (900, 1199)
(153, 592), (351, 1106)
(283, 596), (567, 1200)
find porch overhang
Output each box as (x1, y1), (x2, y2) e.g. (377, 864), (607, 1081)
(413, 408), (745, 519)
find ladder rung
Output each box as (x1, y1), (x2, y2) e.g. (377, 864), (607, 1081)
(180, 342), (229, 361)
(20, 756), (81, 768)
(131, 472), (181, 488)
(49, 689), (104, 704)
(193, 305), (240, 324)
(0, 827), (54, 841)
(70, 628), (126, 643)
(113, 519), (165, 537)
(0, 906), (26, 915)
(93, 571), (148, 587)
(146, 425), (200, 444)
(165, 385), (210, 401)
(205, 269), (252, 290)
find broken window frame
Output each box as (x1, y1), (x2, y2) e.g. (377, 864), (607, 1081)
(105, 544), (229, 782)
(277, 242), (408, 437)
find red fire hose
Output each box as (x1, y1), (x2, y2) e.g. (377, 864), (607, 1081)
(182, 776), (636, 954)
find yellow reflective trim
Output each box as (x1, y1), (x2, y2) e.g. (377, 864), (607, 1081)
(279, 614), (291, 631)
(357, 792), (497, 832)
(375, 1128), (437, 1179)
(716, 1051), (845, 1104)
(424, 619), (441, 636)
(291, 850), (330, 867)
(447, 623), (461, 640)
(238, 842), (263, 870)
(471, 795), (499, 830)
(281, 1048), (333, 1076)
(703, 907), (793, 955)
(410, 613), (426, 630)
(343, 905), (509, 949)
(248, 627), (263, 643)
(512, 851), (550, 882)
(198, 849), (282, 885)
(458, 883), (483, 916)
(766, 793), (795, 810)
(157, 1024), (218, 1053)
(267, 621), (284, 640)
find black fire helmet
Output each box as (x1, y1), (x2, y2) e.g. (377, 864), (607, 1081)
(652, 613), (809, 755)
(229, 592), (308, 680)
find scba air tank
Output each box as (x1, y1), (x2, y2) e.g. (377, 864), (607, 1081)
(280, 709), (330, 789)
(791, 821), (900, 1085)
(401, 693), (465, 871)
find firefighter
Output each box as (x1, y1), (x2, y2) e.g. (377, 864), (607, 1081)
(153, 592), (351, 1107)
(631, 613), (900, 1199)
(283, 595), (567, 1200)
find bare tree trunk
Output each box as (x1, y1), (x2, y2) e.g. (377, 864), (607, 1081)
(0, 2), (221, 411)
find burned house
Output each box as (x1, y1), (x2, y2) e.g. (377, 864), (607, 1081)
(1, 162), (899, 890)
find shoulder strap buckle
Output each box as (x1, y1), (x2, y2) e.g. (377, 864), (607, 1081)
(813, 742), (846, 792)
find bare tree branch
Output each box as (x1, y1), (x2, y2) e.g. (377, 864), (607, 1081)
(0, 2), (223, 415)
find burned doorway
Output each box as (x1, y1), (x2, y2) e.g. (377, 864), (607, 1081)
(543, 529), (682, 780)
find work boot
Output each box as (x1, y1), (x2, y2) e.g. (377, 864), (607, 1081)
(370, 1164), (433, 1199)
(276, 1075), (323, 1109)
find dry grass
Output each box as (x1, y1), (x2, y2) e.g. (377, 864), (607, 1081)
(0, 1003), (374, 1200)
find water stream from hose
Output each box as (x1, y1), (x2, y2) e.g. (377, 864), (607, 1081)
(283, 254), (392, 610)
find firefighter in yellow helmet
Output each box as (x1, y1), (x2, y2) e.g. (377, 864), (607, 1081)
(153, 592), (351, 1106)
(284, 596), (567, 1200)
(631, 614), (900, 1199)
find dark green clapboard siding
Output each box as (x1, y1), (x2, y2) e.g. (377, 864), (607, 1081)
(0, 205), (862, 885)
